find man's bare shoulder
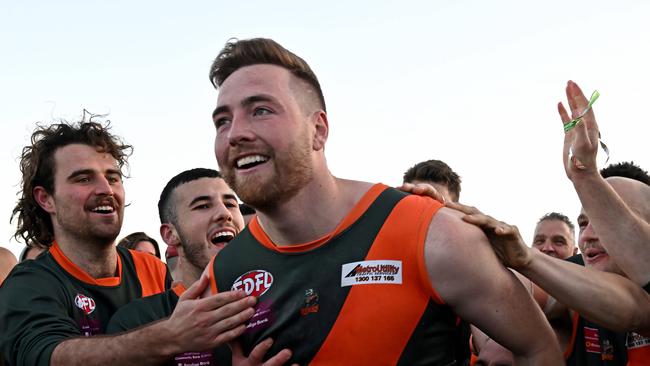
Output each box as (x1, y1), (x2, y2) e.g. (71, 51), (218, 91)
(424, 206), (509, 306)
(427, 206), (488, 248)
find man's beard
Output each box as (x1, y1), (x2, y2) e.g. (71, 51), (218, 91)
(177, 231), (210, 273)
(224, 137), (313, 210)
(55, 206), (122, 246)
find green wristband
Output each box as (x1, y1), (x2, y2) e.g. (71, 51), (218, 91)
(563, 90), (600, 132)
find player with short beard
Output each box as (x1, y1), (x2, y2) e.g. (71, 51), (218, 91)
(206, 38), (562, 365)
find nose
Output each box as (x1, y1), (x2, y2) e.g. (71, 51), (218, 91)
(579, 222), (598, 250)
(212, 203), (233, 223)
(95, 176), (114, 196)
(227, 114), (255, 147)
(540, 240), (555, 254)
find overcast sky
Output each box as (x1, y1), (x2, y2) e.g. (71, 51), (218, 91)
(1, 0), (649, 259)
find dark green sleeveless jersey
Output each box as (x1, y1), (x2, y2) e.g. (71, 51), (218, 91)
(0, 243), (170, 366)
(210, 185), (460, 365)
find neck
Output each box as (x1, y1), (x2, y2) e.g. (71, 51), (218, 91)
(55, 232), (117, 278)
(256, 173), (373, 245)
(180, 261), (202, 288)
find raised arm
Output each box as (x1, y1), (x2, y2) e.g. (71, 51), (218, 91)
(448, 201), (650, 334)
(558, 80), (650, 285)
(424, 207), (563, 365)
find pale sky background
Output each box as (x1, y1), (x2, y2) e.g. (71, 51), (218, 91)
(1, 0), (648, 260)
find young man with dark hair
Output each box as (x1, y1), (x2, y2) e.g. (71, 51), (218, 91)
(600, 161), (650, 185)
(206, 38), (562, 365)
(108, 168), (293, 365)
(532, 212), (577, 260)
(0, 122), (257, 366)
(403, 159), (462, 202)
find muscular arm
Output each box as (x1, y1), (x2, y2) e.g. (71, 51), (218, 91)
(448, 201), (650, 334)
(425, 208), (563, 366)
(519, 248), (650, 334)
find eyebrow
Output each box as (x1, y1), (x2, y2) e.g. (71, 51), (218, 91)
(67, 168), (122, 180)
(222, 193), (238, 202)
(189, 195), (211, 207)
(212, 94), (277, 119)
(189, 193), (238, 207)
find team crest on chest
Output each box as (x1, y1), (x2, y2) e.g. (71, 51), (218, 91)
(300, 288), (320, 316)
(231, 270), (274, 297)
(74, 293), (96, 315)
(341, 260), (402, 287)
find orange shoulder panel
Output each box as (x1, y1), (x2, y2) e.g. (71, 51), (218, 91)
(130, 250), (168, 297)
(311, 194), (442, 365)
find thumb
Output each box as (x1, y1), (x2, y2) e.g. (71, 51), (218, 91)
(179, 273), (209, 301)
(229, 339), (244, 358)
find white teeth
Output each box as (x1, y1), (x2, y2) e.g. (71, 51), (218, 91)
(92, 205), (114, 213)
(212, 231), (234, 239)
(236, 155), (268, 168)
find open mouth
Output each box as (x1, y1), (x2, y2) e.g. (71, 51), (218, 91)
(236, 154), (269, 170)
(584, 248), (607, 263)
(210, 230), (235, 245)
(90, 205), (115, 214)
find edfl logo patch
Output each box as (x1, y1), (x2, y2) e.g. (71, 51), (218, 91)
(74, 294), (96, 315)
(231, 270), (273, 297)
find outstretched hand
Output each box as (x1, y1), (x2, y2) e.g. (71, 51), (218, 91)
(557, 80), (601, 179)
(165, 274), (257, 353)
(231, 338), (298, 366)
(446, 202), (533, 270)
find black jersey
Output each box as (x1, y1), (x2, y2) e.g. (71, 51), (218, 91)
(107, 284), (231, 365)
(0, 242), (170, 366)
(566, 312), (628, 366)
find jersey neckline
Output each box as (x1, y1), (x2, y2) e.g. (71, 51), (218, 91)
(50, 241), (123, 286)
(248, 183), (388, 253)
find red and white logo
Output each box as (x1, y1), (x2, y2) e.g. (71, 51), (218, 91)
(74, 294), (96, 315)
(231, 270), (273, 297)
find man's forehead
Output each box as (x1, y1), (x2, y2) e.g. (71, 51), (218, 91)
(536, 219), (572, 233)
(217, 64), (292, 103)
(174, 177), (235, 202)
(54, 144), (119, 173)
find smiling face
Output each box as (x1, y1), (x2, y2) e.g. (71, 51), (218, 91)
(212, 64), (318, 210)
(38, 143), (125, 246)
(532, 219), (576, 259)
(170, 177), (245, 271)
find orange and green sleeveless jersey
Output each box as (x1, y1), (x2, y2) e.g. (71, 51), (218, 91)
(209, 184), (460, 365)
(0, 242), (171, 366)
